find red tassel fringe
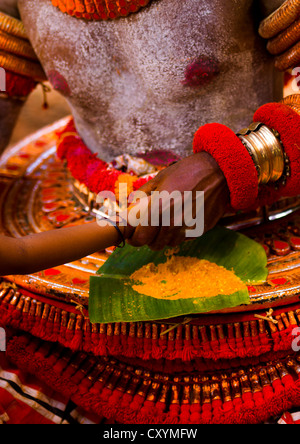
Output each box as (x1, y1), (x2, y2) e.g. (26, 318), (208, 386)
(1, 286), (300, 369)
(5, 332), (300, 424)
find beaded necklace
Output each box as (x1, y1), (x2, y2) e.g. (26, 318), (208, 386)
(50, 0), (151, 20)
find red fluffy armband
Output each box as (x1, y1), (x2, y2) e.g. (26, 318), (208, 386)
(193, 123), (259, 211)
(3, 71), (37, 99)
(253, 103), (300, 207)
(0, 12), (46, 100)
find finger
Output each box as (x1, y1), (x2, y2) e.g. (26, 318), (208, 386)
(127, 224), (160, 247)
(148, 226), (187, 251)
(167, 231), (188, 248)
(148, 227), (175, 251)
(274, 40), (300, 71)
(127, 175), (158, 210)
(259, 0), (300, 39)
(127, 196), (160, 247)
(132, 173), (159, 196)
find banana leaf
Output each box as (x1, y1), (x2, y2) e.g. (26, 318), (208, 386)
(89, 226), (268, 323)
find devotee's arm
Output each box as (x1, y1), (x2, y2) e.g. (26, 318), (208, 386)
(0, 219), (133, 276)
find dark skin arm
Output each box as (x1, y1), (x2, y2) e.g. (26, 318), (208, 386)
(0, 220), (133, 276)
(0, 151), (229, 274)
(127, 152), (230, 251)
(0, 153), (229, 275)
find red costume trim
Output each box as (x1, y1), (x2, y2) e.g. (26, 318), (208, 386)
(192, 123), (259, 211)
(1, 283), (300, 368)
(51, 0), (151, 20)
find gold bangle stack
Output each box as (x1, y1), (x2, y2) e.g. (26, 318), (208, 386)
(0, 51), (46, 81)
(0, 12), (46, 81)
(0, 30), (37, 60)
(237, 122), (287, 186)
(0, 12), (27, 39)
(259, 0), (300, 40)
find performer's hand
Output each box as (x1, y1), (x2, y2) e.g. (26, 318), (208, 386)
(127, 152), (229, 251)
(259, 0), (300, 71)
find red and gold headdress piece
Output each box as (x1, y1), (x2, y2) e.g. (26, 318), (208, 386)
(50, 0), (152, 20)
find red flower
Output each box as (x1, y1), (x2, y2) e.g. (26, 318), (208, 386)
(57, 119), (154, 197)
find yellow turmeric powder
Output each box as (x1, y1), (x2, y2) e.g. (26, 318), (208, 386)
(130, 256), (247, 300)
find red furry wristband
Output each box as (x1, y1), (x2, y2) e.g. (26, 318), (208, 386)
(2, 71), (37, 99)
(253, 103), (300, 208)
(193, 123), (259, 211)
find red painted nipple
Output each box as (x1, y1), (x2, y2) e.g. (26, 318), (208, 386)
(182, 56), (219, 88)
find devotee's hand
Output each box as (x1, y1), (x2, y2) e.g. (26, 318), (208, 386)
(259, 0), (300, 71)
(127, 152), (230, 251)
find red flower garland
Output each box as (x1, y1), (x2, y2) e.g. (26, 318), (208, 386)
(56, 119), (154, 198)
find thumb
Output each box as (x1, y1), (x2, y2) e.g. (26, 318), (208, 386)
(132, 173), (158, 197)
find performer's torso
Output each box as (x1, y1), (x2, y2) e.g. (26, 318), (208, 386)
(18, 0), (284, 161)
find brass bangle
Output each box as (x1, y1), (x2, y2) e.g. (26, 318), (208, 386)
(0, 30), (38, 61)
(0, 12), (45, 82)
(237, 122), (285, 185)
(0, 12), (27, 40)
(275, 40), (300, 71)
(0, 51), (47, 81)
(267, 18), (300, 55)
(259, 0), (300, 40)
